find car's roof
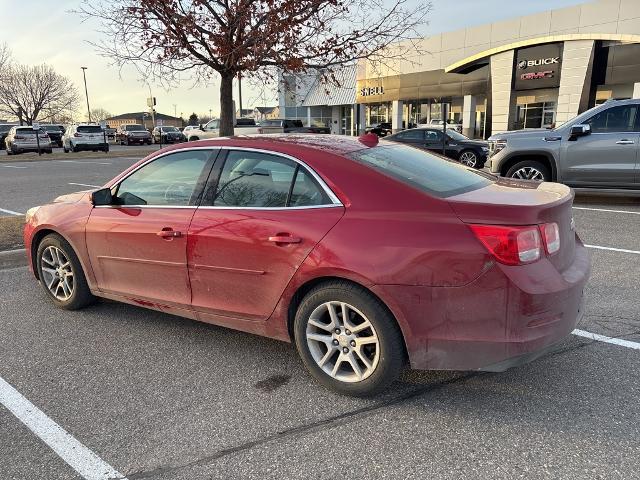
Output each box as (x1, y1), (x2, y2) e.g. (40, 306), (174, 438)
(191, 134), (375, 156)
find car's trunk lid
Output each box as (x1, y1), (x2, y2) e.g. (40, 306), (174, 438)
(446, 178), (576, 271)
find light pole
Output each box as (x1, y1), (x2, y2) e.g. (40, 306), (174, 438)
(81, 67), (91, 122)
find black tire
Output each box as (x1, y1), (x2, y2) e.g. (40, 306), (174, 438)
(126, 138), (130, 146)
(190, 136), (199, 141)
(36, 233), (96, 310)
(458, 149), (479, 168)
(103, 146), (109, 153)
(505, 160), (551, 182)
(294, 281), (405, 397)
(72, 144), (79, 153)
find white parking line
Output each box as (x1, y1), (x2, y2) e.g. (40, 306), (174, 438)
(57, 160), (112, 165)
(573, 206), (640, 215)
(0, 165), (28, 169)
(585, 244), (640, 255)
(69, 183), (101, 188)
(0, 376), (128, 480)
(573, 329), (640, 350)
(0, 207), (23, 216)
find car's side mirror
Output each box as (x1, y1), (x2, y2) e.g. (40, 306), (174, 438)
(569, 124), (591, 140)
(91, 187), (113, 206)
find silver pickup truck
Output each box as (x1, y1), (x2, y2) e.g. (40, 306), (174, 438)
(488, 99), (640, 191)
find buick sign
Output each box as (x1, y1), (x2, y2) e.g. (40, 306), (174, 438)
(518, 57), (560, 69)
(514, 43), (563, 90)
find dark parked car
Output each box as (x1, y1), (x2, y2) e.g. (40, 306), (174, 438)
(0, 123), (14, 148)
(366, 122), (392, 137)
(23, 134), (589, 396)
(40, 125), (65, 147)
(152, 126), (186, 144)
(258, 119), (330, 134)
(386, 128), (490, 168)
(116, 124), (152, 145)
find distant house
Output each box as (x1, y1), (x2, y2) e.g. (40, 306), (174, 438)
(236, 108), (254, 119)
(254, 106), (280, 121)
(105, 112), (183, 130)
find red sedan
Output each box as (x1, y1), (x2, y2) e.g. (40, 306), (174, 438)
(24, 135), (590, 396)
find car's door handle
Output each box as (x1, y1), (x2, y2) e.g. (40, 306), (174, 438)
(157, 228), (183, 239)
(268, 234), (301, 244)
(616, 139), (635, 145)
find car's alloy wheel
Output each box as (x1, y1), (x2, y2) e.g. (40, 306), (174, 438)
(511, 166), (545, 181)
(458, 151), (478, 168)
(40, 246), (74, 301)
(306, 301), (380, 383)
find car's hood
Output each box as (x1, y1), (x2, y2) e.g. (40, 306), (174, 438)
(53, 190), (92, 204)
(488, 129), (551, 140)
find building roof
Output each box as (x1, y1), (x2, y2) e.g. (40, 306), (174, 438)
(255, 106), (278, 114)
(106, 112), (181, 121)
(302, 65), (356, 107)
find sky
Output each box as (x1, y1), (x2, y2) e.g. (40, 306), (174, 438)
(0, 0), (586, 120)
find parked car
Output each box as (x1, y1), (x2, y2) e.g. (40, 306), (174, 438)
(0, 123), (14, 148)
(40, 124), (65, 147)
(488, 99), (640, 189)
(5, 126), (52, 155)
(23, 134), (590, 396)
(185, 118), (261, 141)
(258, 119), (330, 134)
(425, 118), (463, 133)
(116, 124), (152, 145)
(152, 126), (186, 144)
(104, 126), (117, 140)
(182, 125), (198, 136)
(386, 128), (489, 168)
(365, 122), (392, 137)
(62, 124), (109, 153)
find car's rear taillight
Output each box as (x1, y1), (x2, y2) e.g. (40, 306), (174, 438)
(541, 222), (560, 255)
(74, 132), (82, 137)
(469, 224), (542, 266)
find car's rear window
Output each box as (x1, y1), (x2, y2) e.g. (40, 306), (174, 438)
(16, 128), (39, 135)
(78, 125), (103, 133)
(125, 125), (146, 131)
(347, 143), (492, 198)
(41, 125), (62, 131)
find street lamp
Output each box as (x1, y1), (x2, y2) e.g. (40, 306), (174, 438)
(81, 67), (91, 123)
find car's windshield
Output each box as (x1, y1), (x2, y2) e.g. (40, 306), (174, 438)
(347, 143), (492, 198)
(125, 125), (146, 131)
(446, 130), (469, 141)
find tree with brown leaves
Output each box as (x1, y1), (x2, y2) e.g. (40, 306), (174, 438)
(78, 0), (429, 136)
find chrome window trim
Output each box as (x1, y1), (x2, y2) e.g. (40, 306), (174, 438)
(105, 144), (343, 209)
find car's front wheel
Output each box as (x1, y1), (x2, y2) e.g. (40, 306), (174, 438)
(505, 160), (550, 182)
(294, 281), (404, 396)
(458, 150), (479, 168)
(36, 234), (96, 310)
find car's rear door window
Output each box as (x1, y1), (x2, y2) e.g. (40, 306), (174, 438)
(115, 150), (213, 206)
(211, 150), (332, 208)
(347, 143), (492, 198)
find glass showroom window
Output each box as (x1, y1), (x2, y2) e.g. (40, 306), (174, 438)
(367, 103), (391, 125)
(310, 106), (332, 128)
(515, 101), (556, 129)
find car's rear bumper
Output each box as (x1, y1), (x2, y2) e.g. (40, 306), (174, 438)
(11, 142), (52, 152)
(372, 238), (590, 371)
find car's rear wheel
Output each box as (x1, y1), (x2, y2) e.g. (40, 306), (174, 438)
(190, 136), (199, 141)
(294, 281), (404, 396)
(36, 234), (96, 310)
(506, 160), (550, 182)
(458, 150), (479, 168)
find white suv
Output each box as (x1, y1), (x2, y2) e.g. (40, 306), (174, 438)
(63, 124), (109, 153)
(5, 126), (53, 155)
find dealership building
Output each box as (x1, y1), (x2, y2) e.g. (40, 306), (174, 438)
(279, 0), (640, 138)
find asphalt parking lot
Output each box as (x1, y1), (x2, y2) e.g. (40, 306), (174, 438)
(1, 151), (639, 479)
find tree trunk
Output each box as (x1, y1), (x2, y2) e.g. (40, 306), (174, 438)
(219, 72), (234, 137)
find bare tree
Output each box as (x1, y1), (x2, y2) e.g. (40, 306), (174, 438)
(0, 64), (80, 125)
(90, 107), (113, 122)
(78, 0), (429, 136)
(0, 43), (11, 78)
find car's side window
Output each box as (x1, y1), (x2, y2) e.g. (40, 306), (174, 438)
(425, 130), (443, 142)
(115, 150), (212, 206)
(586, 105), (639, 133)
(211, 150), (332, 208)
(213, 151), (296, 208)
(399, 130), (424, 140)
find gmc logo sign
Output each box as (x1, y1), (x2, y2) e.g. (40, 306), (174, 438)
(518, 57), (560, 69)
